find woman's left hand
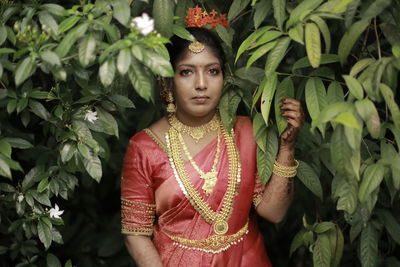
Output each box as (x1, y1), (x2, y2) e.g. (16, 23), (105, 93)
(279, 98), (304, 149)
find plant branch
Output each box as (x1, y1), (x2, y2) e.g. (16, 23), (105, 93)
(231, 10), (253, 25)
(362, 138), (373, 159)
(276, 72), (346, 86)
(374, 18), (382, 60)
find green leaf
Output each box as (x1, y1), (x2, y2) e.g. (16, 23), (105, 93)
(330, 226), (344, 267)
(246, 41), (276, 70)
(142, 49), (173, 77)
(350, 58), (375, 77)
(65, 260), (72, 267)
(29, 100), (51, 121)
(47, 253), (61, 267)
(38, 219), (52, 249)
(257, 127), (278, 183)
(0, 24), (7, 46)
(253, 113), (268, 152)
(293, 54), (339, 70)
(82, 153), (102, 182)
(92, 20), (120, 43)
(128, 57), (153, 101)
(95, 107), (119, 137)
(109, 94), (135, 108)
(153, 0), (174, 38)
(377, 209), (400, 245)
(219, 90), (241, 132)
(41, 4), (67, 17)
(272, 0), (286, 31)
(235, 26), (272, 63)
(3, 137), (33, 149)
(380, 83), (400, 130)
(78, 35), (96, 67)
(99, 58), (116, 86)
(355, 99), (380, 138)
(56, 23), (89, 58)
(360, 223), (378, 267)
(274, 77), (294, 135)
(332, 111), (360, 129)
(215, 25), (233, 48)
(314, 222), (335, 233)
(286, 0), (323, 28)
(313, 233), (331, 267)
(40, 50), (61, 66)
(333, 174), (358, 214)
(7, 99), (16, 114)
(0, 48), (15, 55)
(37, 177), (49, 193)
(0, 157), (11, 179)
(358, 163), (385, 203)
(264, 37), (291, 74)
(254, 30), (282, 48)
(331, 125), (355, 179)
(77, 143), (91, 159)
(310, 15), (331, 53)
(58, 16), (81, 34)
(305, 22), (321, 68)
(361, 0), (391, 20)
(338, 20), (370, 65)
(254, 0), (272, 29)
(112, 0), (131, 26)
(15, 56), (35, 87)
(260, 73), (278, 126)
(290, 229), (306, 256)
(228, 0), (251, 21)
(172, 25), (195, 41)
(327, 81), (344, 104)
(288, 23), (304, 44)
(305, 77), (328, 134)
(0, 139), (11, 158)
(38, 11), (58, 35)
(297, 161), (323, 200)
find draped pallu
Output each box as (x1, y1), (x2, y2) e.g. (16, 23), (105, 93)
(121, 117), (272, 266)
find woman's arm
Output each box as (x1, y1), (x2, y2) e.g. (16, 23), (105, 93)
(256, 98), (304, 223)
(124, 235), (163, 267)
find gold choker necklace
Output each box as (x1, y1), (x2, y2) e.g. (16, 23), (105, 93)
(166, 120), (241, 235)
(168, 114), (219, 143)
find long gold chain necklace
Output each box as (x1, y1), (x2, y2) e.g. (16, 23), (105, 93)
(166, 121), (241, 235)
(178, 128), (221, 195)
(168, 114), (220, 143)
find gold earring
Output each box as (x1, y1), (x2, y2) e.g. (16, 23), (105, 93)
(166, 91), (176, 113)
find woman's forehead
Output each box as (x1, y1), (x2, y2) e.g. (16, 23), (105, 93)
(175, 45), (220, 66)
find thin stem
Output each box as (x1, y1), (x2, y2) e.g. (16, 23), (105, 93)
(374, 18), (382, 60)
(231, 10), (252, 25)
(0, 80), (9, 91)
(276, 72), (346, 86)
(362, 138), (373, 159)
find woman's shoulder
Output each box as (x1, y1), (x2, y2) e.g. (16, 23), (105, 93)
(128, 117), (168, 152)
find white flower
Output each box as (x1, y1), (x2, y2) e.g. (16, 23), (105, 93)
(131, 13), (154, 35)
(84, 110), (98, 123)
(49, 204), (64, 219)
(17, 193), (24, 203)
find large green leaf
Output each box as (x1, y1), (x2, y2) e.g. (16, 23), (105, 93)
(288, 23), (304, 44)
(260, 73), (278, 126)
(78, 34), (96, 67)
(56, 23), (88, 58)
(297, 161), (323, 200)
(286, 0), (323, 28)
(99, 58), (116, 86)
(40, 50), (61, 66)
(254, 31), (282, 48)
(338, 20), (370, 65)
(292, 54), (339, 70)
(331, 125), (355, 179)
(361, 0), (391, 20)
(313, 233), (331, 267)
(264, 37), (291, 74)
(60, 143), (76, 163)
(38, 219), (52, 249)
(333, 174), (358, 214)
(246, 41), (276, 70)
(38, 11), (58, 35)
(377, 209), (400, 245)
(235, 26), (272, 63)
(305, 22), (321, 68)
(82, 153), (102, 182)
(350, 58), (375, 77)
(228, 0), (251, 21)
(290, 229), (306, 256)
(108, 94), (135, 108)
(0, 157), (11, 179)
(330, 226), (344, 267)
(15, 56), (36, 87)
(142, 49), (173, 77)
(215, 25), (233, 48)
(153, 0), (174, 38)
(327, 81), (344, 104)
(112, 0), (131, 26)
(128, 57), (153, 102)
(380, 83), (400, 130)
(41, 3), (67, 17)
(29, 100), (51, 121)
(47, 253), (61, 267)
(274, 77), (294, 135)
(253, 113), (268, 152)
(310, 15), (331, 53)
(219, 90), (241, 132)
(0, 139), (11, 158)
(95, 107), (119, 137)
(58, 16), (80, 34)
(272, 0), (286, 30)
(254, 0), (272, 29)
(358, 163), (384, 203)
(360, 223), (378, 267)
(256, 127), (278, 184)
(355, 99), (380, 138)
(305, 77), (328, 134)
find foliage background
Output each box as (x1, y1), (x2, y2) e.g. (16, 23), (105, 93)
(0, 0), (399, 266)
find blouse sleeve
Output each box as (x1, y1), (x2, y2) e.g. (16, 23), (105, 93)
(253, 176), (265, 208)
(121, 136), (156, 236)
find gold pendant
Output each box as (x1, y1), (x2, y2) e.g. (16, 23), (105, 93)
(191, 129), (205, 143)
(201, 172), (218, 194)
(213, 220), (229, 235)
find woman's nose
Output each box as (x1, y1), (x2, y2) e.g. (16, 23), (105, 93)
(195, 72), (207, 90)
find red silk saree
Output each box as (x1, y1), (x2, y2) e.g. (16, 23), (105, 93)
(121, 116), (272, 266)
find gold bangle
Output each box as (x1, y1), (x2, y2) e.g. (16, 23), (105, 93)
(272, 159), (299, 178)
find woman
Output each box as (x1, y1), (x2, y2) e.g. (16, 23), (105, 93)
(121, 27), (304, 266)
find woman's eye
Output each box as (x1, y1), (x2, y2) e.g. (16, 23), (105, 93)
(208, 68), (220, 75)
(179, 69), (192, 76)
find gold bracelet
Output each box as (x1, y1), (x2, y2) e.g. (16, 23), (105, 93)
(272, 159), (299, 178)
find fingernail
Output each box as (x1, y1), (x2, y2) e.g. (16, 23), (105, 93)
(286, 118), (290, 121)
(282, 98), (286, 102)
(279, 104), (284, 108)
(281, 112), (286, 115)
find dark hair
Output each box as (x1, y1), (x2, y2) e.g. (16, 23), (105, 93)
(166, 27), (226, 72)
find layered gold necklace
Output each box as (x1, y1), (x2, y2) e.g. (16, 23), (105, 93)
(168, 114), (219, 143)
(166, 117), (241, 235)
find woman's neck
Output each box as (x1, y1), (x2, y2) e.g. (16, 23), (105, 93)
(174, 110), (217, 127)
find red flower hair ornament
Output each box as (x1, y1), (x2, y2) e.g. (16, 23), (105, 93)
(185, 6), (229, 54)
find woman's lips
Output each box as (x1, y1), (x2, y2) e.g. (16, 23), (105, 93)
(192, 96), (210, 104)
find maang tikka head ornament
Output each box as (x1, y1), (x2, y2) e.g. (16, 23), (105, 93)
(185, 5), (229, 54)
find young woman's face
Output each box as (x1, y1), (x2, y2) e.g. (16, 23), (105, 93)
(172, 45), (223, 121)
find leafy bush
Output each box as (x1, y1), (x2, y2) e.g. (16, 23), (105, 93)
(0, 0), (399, 266)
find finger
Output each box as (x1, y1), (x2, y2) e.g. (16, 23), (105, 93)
(282, 111), (302, 120)
(286, 117), (301, 128)
(281, 98), (301, 106)
(279, 103), (300, 111)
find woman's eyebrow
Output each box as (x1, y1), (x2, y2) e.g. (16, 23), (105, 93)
(177, 63), (221, 68)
